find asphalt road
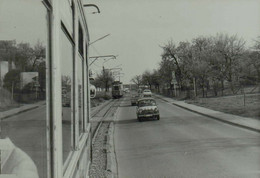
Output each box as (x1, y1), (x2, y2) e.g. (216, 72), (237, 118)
(114, 95), (260, 178)
(1, 105), (47, 178)
(1, 105), (72, 178)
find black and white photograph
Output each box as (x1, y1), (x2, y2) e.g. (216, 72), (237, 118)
(0, 0), (259, 177)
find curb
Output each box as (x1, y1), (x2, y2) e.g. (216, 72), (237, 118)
(1, 106), (40, 120)
(155, 95), (260, 133)
(106, 123), (117, 178)
(106, 99), (122, 178)
(171, 102), (260, 133)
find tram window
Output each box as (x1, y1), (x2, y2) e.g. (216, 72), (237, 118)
(60, 30), (73, 164)
(0, 0), (48, 178)
(78, 22), (84, 56)
(78, 57), (84, 135)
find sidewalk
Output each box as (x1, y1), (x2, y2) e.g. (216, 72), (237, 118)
(0, 101), (46, 120)
(0, 99), (111, 120)
(154, 94), (260, 133)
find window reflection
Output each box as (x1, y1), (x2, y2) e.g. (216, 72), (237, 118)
(78, 58), (83, 134)
(0, 0), (48, 178)
(60, 31), (73, 164)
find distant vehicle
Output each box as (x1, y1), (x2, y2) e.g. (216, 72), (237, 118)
(136, 97), (160, 122)
(141, 93), (152, 98)
(112, 81), (124, 99)
(131, 94), (139, 106)
(142, 89), (152, 97)
(62, 88), (71, 107)
(123, 88), (130, 93)
(138, 88), (143, 94)
(90, 84), (96, 98)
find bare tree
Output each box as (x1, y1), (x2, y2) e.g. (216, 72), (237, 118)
(130, 75), (142, 87)
(213, 33), (246, 93)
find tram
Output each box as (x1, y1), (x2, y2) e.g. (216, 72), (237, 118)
(0, 0), (93, 177)
(112, 81), (124, 99)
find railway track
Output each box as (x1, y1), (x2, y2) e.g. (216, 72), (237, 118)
(90, 98), (121, 141)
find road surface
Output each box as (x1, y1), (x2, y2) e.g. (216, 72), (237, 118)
(1, 104), (72, 178)
(114, 95), (260, 178)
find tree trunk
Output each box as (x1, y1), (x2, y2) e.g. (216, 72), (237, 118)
(221, 80), (224, 96)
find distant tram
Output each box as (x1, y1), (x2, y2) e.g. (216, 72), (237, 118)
(112, 81), (124, 98)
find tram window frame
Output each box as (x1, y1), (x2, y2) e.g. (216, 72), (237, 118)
(41, 0), (91, 177)
(78, 22), (84, 57)
(60, 23), (76, 170)
(78, 54), (84, 137)
(85, 43), (90, 124)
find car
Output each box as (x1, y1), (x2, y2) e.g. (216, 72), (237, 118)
(136, 97), (160, 122)
(141, 93), (152, 98)
(124, 88), (130, 93)
(62, 91), (71, 107)
(143, 89), (152, 95)
(131, 95), (139, 106)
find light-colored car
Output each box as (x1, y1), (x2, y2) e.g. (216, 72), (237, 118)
(124, 88), (130, 93)
(131, 95), (139, 106)
(143, 89), (152, 95)
(136, 97), (160, 122)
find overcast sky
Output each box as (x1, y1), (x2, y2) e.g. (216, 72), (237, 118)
(85, 0), (260, 83)
(0, 0), (259, 84)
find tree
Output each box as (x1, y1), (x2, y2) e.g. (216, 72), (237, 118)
(95, 69), (114, 92)
(190, 37), (213, 97)
(248, 37), (260, 83)
(30, 40), (46, 71)
(160, 40), (183, 88)
(213, 33), (246, 93)
(15, 42), (34, 71)
(130, 75), (142, 87)
(150, 69), (161, 92)
(3, 69), (21, 93)
(0, 40), (16, 71)
(142, 70), (153, 89)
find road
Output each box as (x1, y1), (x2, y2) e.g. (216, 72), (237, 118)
(1, 105), (71, 178)
(114, 95), (260, 178)
(1, 105), (47, 178)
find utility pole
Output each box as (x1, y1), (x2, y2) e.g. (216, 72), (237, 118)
(11, 82), (14, 101)
(193, 77), (197, 97)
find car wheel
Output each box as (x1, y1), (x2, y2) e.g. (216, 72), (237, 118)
(138, 117), (142, 122)
(157, 115), (160, 120)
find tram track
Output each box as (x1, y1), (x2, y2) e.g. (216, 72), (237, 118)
(89, 97), (122, 178)
(91, 98), (121, 142)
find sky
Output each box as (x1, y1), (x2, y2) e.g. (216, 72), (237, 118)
(84, 0), (260, 83)
(0, 0), (259, 84)
(0, 0), (47, 45)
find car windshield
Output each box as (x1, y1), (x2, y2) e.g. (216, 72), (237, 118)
(143, 90), (151, 92)
(138, 99), (156, 107)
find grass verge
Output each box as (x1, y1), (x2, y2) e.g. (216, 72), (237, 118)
(186, 94), (260, 120)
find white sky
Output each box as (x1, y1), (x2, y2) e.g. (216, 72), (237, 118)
(85, 0), (260, 83)
(0, 0), (259, 84)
